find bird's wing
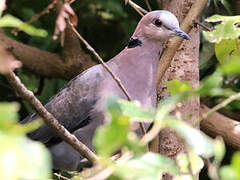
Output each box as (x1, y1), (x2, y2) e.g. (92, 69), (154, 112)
(21, 65), (104, 145)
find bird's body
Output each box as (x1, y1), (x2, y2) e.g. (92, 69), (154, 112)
(22, 10), (189, 171)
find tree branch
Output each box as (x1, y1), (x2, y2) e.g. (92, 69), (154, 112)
(201, 105), (240, 149)
(0, 30), (94, 79)
(4, 71), (98, 163)
(156, 0), (208, 85)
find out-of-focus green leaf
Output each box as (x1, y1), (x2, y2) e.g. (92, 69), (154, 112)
(219, 166), (238, 180)
(219, 0), (233, 15)
(0, 14), (47, 37)
(166, 79), (192, 96)
(231, 152), (240, 179)
(215, 39), (238, 64)
(94, 98), (143, 158)
(176, 152), (204, 175)
(0, 132), (51, 180)
(113, 152), (180, 180)
(221, 50), (240, 75)
(167, 120), (214, 158)
(213, 137), (225, 165)
(203, 15), (240, 43)
(118, 100), (155, 122)
(0, 102), (19, 129)
(198, 70), (224, 96)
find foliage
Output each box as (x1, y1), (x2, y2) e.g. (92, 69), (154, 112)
(0, 102), (51, 180)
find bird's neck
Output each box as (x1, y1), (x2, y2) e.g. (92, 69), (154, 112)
(107, 37), (163, 107)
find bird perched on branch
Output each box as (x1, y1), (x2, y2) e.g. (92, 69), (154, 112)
(22, 10), (190, 171)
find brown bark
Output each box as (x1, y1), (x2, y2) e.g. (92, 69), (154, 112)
(155, 0), (203, 179)
(201, 105), (240, 149)
(0, 29), (95, 80)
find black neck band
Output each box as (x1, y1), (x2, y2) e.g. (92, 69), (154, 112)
(127, 38), (142, 48)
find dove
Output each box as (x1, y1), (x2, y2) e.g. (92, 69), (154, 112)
(21, 10), (190, 171)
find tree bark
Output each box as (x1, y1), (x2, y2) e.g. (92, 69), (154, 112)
(201, 105), (240, 149)
(156, 0), (200, 179)
(0, 29), (95, 80)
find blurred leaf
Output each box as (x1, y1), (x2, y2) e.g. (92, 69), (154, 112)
(114, 152), (180, 180)
(94, 98), (143, 158)
(219, 0), (233, 15)
(0, 102), (19, 129)
(213, 137), (225, 165)
(0, 0), (5, 17)
(203, 15), (240, 43)
(198, 70), (224, 96)
(167, 120), (214, 158)
(0, 14), (47, 37)
(221, 50), (240, 75)
(215, 39), (238, 64)
(118, 100), (155, 122)
(176, 152), (204, 175)
(0, 132), (51, 180)
(231, 152), (240, 179)
(219, 166), (238, 180)
(199, 42), (215, 70)
(166, 79), (192, 96)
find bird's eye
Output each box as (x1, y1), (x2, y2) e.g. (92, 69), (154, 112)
(154, 19), (162, 27)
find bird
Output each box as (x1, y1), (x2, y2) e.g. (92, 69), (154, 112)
(21, 10), (190, 171)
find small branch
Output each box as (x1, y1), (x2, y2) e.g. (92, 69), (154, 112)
(54, 173), (71, 180)
(125, 0), (148, 16)
(201, 105), (240, 149)
(5, 71), (98, 163)
(199, 93), (240, 124)
(156, 0), (208, 86)
(144, 0), (152, 11)
(193, 19), (212, 31)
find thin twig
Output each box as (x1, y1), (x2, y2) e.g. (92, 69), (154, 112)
(144, 0), (152, 11)
(12, 0), (58, 34)
(198, 92), (240, 124)
(68, 20), (147, 135)
(193, 19), (212, 31)
(125, 0), (148, 16)
(54, 173), (71, 180)
(5, 71), (98, 163)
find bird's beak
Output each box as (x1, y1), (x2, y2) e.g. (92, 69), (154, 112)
(173, 29), (190, 40)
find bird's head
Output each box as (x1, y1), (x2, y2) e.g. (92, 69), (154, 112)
(133, 10), (190, 42)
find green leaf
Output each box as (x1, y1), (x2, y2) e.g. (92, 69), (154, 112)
(0, 132), (51, 179)
(213, 137), (225, 165)
(0, 102), (19, 129)
(118, 100), (155, 122)
(198, 70), (224, 96)
(93, 98), (143, 157)
(0, 14), (47, 37)
(203, 15), (240, 43)
(219, 166), (238, 180)
(113, 152), (180, 180)
(167, 120), (214, 158)
(166, 79), (192, 96)
(219, 0), (233, 15)
(221, 50), (240, 75)
(231, 152), (240, 179)
(176, 152), (204, 175)
(215, 39), (238, 64)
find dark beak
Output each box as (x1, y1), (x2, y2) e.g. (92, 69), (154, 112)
(173, 29), (190, 40)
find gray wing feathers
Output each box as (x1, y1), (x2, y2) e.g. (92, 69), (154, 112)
(22, 65), (104, 144)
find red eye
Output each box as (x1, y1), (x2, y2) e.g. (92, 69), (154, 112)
(154, 19), (162, 27)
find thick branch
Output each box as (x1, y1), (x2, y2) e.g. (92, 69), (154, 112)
(5, 71), (98, 163)
(156, 0), (208, 85)
(0, 30), (95, 79)
(201, 105), (240, 149)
